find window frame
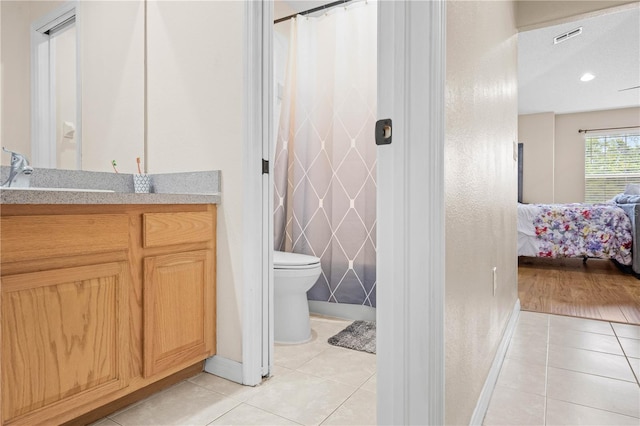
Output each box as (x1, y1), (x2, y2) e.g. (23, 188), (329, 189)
(584, 132), (640, 203)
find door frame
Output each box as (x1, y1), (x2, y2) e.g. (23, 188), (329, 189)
(376, 2), (446, 423)
(30, 1), (81, 170)
(243, 1), (446, 423)
(242, 0), (273, 386)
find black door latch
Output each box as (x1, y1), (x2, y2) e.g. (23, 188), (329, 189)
(375, 119), (392, 145)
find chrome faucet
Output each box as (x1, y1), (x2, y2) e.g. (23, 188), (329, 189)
(2, 147), (34, 188)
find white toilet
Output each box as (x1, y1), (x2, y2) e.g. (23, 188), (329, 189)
(273, 251), (322, 344)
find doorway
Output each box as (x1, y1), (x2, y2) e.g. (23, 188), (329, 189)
(516, 4), (640, 324)
(270, 1), (378, 422)
(272, 0), (377, 327)
(243, 1), (446, 424)
(31, 1), (81, 170)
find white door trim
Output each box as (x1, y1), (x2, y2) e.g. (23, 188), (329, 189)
(31, 27), (54, 167)
(376, 1), (446, 424)
(30, 1), (80, 169)
(242, 0), (272, 386)
(261, 0), (275, 379)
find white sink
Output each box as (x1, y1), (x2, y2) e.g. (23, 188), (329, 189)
(1, 187), (114, 193)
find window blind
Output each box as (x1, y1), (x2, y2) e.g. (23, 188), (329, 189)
(584, 133), (640, 203)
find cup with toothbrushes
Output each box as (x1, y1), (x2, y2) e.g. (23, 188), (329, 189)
(132, 157), (151, 193)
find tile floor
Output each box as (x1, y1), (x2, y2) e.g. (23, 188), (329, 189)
(483, 311), (640, 425)
(93, 311), (639, 426)
(94, 315), (376, 426)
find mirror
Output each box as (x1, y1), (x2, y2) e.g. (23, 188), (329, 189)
(1, 1), (145, 174)
(29, 1), (79, 170)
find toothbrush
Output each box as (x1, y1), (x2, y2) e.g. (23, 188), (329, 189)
(136, 157), (142, 174)
(111, 160), (119, 173)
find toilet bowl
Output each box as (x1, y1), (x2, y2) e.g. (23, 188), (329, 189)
(274, 251), (322, 344)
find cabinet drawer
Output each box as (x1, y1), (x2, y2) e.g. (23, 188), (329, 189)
(143, 212), (214, 248)
(0, 214), (129, 264)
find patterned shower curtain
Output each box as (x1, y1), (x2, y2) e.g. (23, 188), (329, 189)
(274, 1), (377, 307)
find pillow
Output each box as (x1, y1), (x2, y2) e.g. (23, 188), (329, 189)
(614, 193), (640, 204)
(624, 183), (640, 195)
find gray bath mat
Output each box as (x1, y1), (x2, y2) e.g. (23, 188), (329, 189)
(327, 320), (376, 354)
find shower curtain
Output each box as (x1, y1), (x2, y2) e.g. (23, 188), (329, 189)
(274, 1), (377, 307)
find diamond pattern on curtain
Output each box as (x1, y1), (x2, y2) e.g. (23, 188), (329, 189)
(273, 1), (377, 307)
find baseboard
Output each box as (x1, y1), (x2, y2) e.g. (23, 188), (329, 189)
(308, 300), (376, 321)
(204, 355), (243, 384)
(469, 298), (521, 426)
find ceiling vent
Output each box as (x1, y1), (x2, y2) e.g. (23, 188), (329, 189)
(554, 27), (582, 44)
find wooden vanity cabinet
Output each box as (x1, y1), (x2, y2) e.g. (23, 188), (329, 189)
(2, 263), (130, 423)
(142, 212), (216, 378)
(0, 204), (216, 426)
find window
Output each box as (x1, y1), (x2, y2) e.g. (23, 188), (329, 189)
(585, 133), (640, 203)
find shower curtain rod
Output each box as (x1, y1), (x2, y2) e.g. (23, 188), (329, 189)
(274, 0), (353, 24)
(578, 125), (640, 134)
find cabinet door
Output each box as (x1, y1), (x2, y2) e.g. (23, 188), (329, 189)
(1, 262), (129, 424)
(143, 250), (214, 377)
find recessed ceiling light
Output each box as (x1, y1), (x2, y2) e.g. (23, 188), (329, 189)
(580, 73), (595, 82)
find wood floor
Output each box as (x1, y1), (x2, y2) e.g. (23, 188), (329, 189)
(518, 257), (640, 324)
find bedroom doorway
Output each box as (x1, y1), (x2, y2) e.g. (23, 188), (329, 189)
(516, 3), (640, 324)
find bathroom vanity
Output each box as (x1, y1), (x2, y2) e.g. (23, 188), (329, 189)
(0, 182), (219, 425)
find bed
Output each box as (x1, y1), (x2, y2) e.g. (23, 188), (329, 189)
(517, 202), (634, 266)
(612, 193), (640, 275)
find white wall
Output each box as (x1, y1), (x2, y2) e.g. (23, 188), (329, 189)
(517, 107), (640, 203)
(55, 25), (77, 170)
(0, 1), (144, 173)
(445, 1), (519, 424)
(0, 1), (63, 164)
(516, 0), (637, 29)
(555, 107), (640, 203)
(518, 112), (555, 203)
(80, 1), (144, 174)
(147, 1), (244, 362)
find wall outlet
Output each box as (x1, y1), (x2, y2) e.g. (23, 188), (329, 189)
(492, 267), (497, 295)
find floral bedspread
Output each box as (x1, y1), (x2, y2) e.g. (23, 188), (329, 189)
(532, 203), (633, 265)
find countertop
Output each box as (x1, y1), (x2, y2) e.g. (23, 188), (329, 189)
(0, 189), (220, 205)
(0, 168), (221, 205)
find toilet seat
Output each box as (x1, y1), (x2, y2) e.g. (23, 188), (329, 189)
(274, 251), (320, 270)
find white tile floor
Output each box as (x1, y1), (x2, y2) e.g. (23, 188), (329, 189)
(483, 311), (640, 425)
(94, 315), (376, 426)
(93, 311), (639, 426)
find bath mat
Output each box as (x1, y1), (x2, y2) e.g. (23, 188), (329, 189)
(327, 320), (376, 354)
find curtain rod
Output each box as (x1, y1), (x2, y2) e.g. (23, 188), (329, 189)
(578, 125), (640, 134)
(274, 0), (353, 24)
